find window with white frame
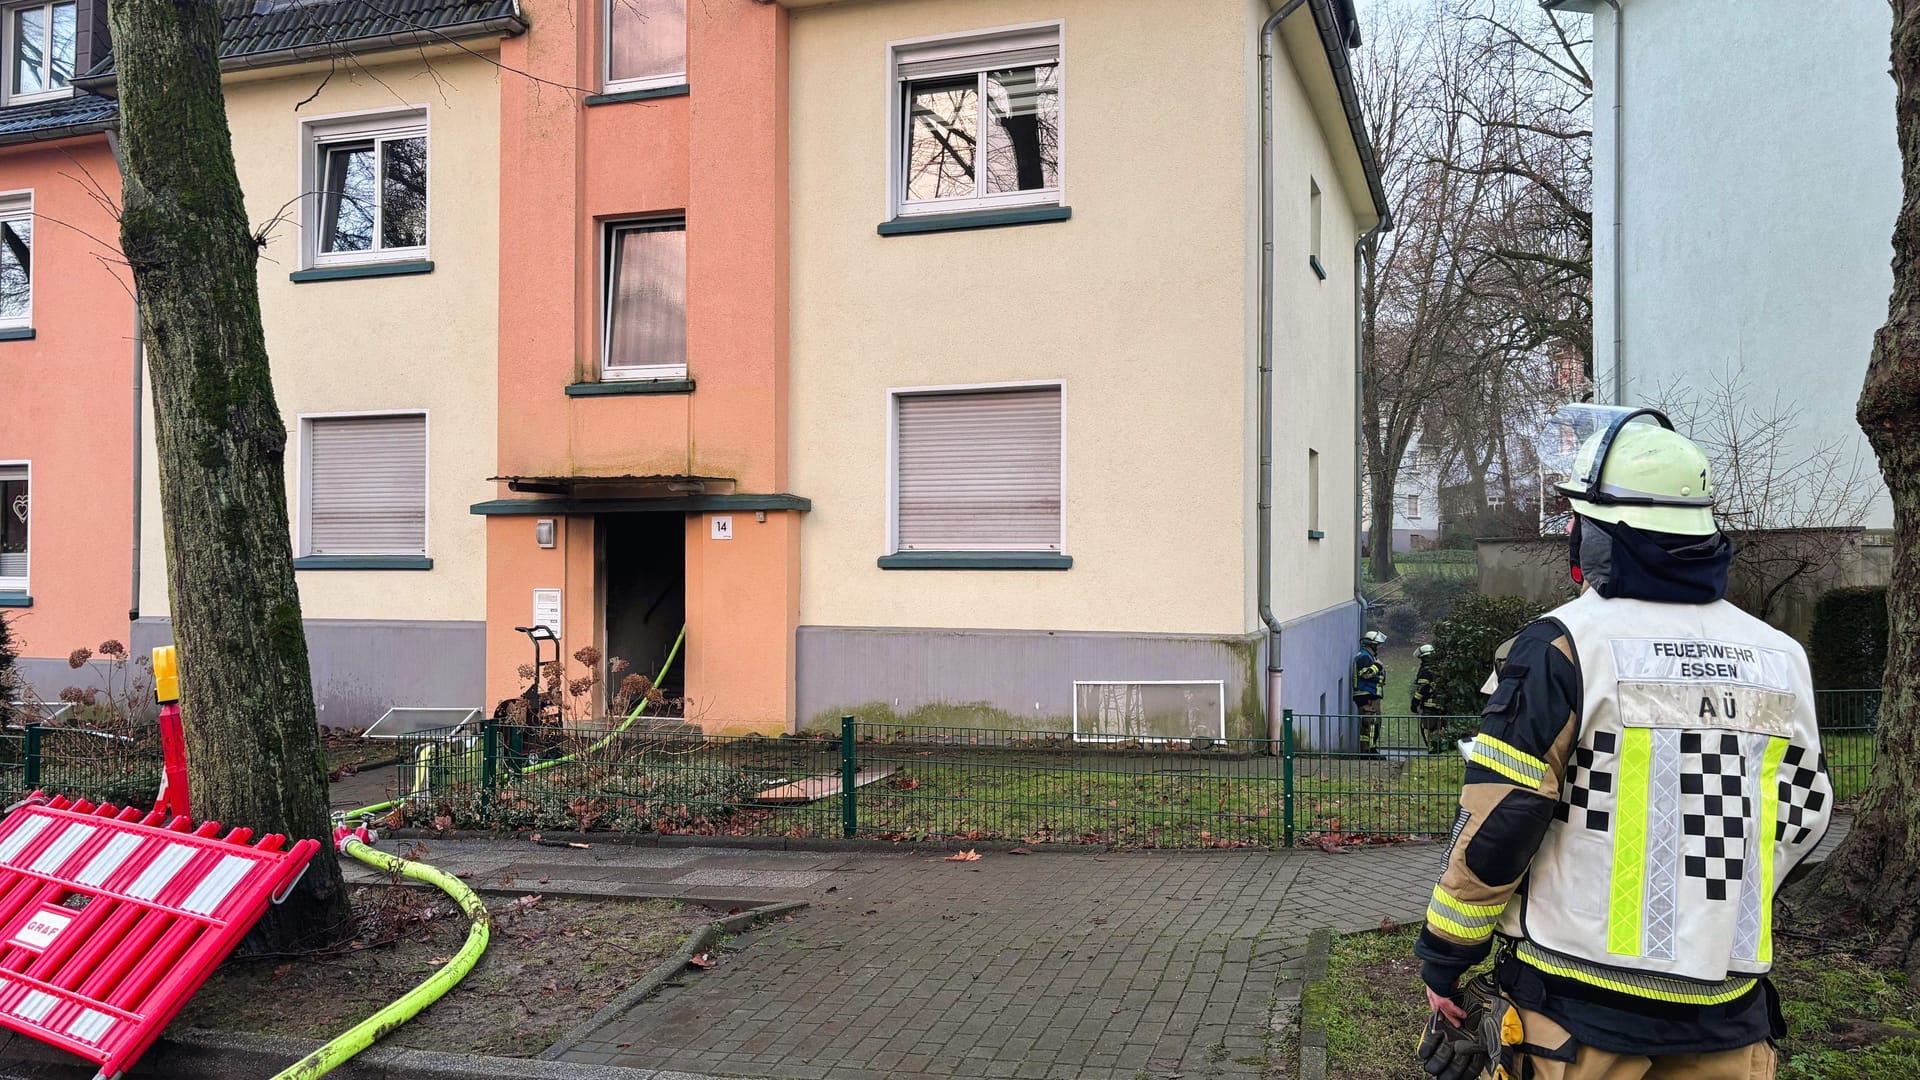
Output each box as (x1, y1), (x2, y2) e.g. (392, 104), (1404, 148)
(0, 193), (29, 327)
(892, 385), (1062, 552)
(7, 0), (72, 103)
(1405, 493), (1421, 519)
(605, 0), (684, 92)
(602, 217), (687, 380)
(0, 464), (26, 593)
(893, 25), (1061, 217)
(302, 414), (427, 556)
(306, 111), (428, 267)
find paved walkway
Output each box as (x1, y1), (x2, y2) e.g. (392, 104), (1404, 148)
(349, 837), (1438, 1080)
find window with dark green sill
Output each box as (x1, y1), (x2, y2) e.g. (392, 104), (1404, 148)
(879, 552), (1071, 571)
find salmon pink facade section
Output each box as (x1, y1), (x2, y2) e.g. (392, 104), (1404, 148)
(0, 122), (136, 703)
(483, 0), (802, 732)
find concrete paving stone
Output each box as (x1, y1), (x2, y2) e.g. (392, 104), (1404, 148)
(671, 868), (832, 888)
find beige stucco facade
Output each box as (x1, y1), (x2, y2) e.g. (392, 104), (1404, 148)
(789, 0), (1372, 638)
(137, 50), (500, 627)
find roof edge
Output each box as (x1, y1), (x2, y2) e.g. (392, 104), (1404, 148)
(75, 14), (527, 94)
(0, 116), (116, 148)
(1303, 0), (1392, 228)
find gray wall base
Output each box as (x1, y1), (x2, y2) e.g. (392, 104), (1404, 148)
(797, 625), (1268, 739)
(130, 616), (484, 730)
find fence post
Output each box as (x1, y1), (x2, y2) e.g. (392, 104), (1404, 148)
(840, 715), (858, 840)
(480, 719), (498, 804)
(22, 725), (40, 790)
(1281, 710), (1295, 849)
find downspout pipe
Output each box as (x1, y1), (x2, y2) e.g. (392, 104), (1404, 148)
(1354, 222), (1385, 618)
(1602, 0), (1624, 403)
(1257, 0), (1313, 739)
(106, 128), (141, 624)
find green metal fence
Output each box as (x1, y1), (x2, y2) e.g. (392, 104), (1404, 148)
(385, 690), (1886, 849)
(0, 725), (164, 807)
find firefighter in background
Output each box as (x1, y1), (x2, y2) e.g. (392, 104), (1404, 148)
(1412, 643), (1445, 753)
(1414, 407), (1832, 1080)
(1352, 630), (1387, 752)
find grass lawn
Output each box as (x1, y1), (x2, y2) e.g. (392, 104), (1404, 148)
(1307, 927), (1920, 1080)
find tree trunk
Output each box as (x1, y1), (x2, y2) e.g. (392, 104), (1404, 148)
(1786, 0), (1920, 974)
(109, 0), (349, 949)
(1368, 468), (1398, 582)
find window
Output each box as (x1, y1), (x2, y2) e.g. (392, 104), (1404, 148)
(893, 25), (1061, 217)
(7, 1), (71, 103)
(1307, 449), (1321, 535)
(306, 111), (427, 267)
(605, 0), (684, 92)
(1487, 493), (1507, 512)
(1405, 493), (1421, 519)
(1309, 178), (1323, 267)
(302, 414), (427, 556)
(601, 217), (687, 380)
(0, 464), (24, 594)
(892, 385), (1062, 552)
(0, 193), (28, 327)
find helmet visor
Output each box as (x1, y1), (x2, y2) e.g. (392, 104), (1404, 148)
(1536, 405), (1679, 526)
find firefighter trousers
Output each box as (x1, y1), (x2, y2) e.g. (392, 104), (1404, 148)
(1515, 1008), (1776, 1080)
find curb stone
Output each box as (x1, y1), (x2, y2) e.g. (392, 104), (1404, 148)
(379, 826), (1352, 855)
(0, 1027), (709, 1080)
(1296, 928), (1333, 1080)
(541, 900), (810, 1061)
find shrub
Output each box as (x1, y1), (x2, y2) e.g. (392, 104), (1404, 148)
(0, 613), (18, 712)
(1425, 594), (1549, 716)
(1401, 576), (1477, 628)
(1382, 603), (1421, 641)
(1808, 587), (1888, 691)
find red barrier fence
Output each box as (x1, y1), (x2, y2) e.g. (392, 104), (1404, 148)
(0, 793), (318, 1078)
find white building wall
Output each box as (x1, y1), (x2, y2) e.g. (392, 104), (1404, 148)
(1590, 0), (1896, 527)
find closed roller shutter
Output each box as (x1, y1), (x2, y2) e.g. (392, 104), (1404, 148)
(896, 387), (1061, 551)
(307, 415), (426, 555)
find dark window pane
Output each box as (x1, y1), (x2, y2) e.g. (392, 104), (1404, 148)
(380, 137), (428, 249)
(905, 76), (978, 202)
(985, 64), (1060, 194)
(605, 221), (686, 370)
(319, 143), (375, 253)
(13, 5), (43, 96)
(0, 476), (27, 583)
(0, 215), (31, 322)
(49, 1), (70, 88)
(608, 0), (684, 84)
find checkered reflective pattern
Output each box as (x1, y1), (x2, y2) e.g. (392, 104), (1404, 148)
(1775, 743), (1828, 846)
(1556, 730), (1617, 832)
(1681, 731), (1749, 902)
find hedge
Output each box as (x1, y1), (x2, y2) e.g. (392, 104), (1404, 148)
(1424, 594), (1549, 717)
(1809, 587), (1889, 691)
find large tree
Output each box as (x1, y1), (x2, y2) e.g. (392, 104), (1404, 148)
(109, 0), (349, 947)
(1788, 0), (1920, 973)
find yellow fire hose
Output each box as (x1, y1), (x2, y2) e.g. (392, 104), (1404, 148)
(268, 830), (491, 1080)
(292, 628), (689, 1075)
(343, 624), (686, 825)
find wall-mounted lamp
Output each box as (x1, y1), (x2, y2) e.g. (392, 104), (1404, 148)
(535, 519), (557, 549)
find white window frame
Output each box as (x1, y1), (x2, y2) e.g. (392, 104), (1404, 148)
(602, 0), (685, 95)
(0, 460), (27, 595)
(4, 0), (73, 106)
(884, 379), (1067, 556)
(300, 107), (430, 270)
(1405, 493), (1421, 519)
(0, 190), (31, 329)
(599, 214), (688, 382)
(886, 21), (1065, 220)
(296, 410), (430, 558)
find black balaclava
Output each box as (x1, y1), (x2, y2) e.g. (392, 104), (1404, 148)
(1571, 514), (1732, 604)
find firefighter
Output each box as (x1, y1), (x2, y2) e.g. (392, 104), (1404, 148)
(1415, 408), (1832, 1080)
(1352, 630), (1387, 752)
(1412, 643), (1445, 753)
